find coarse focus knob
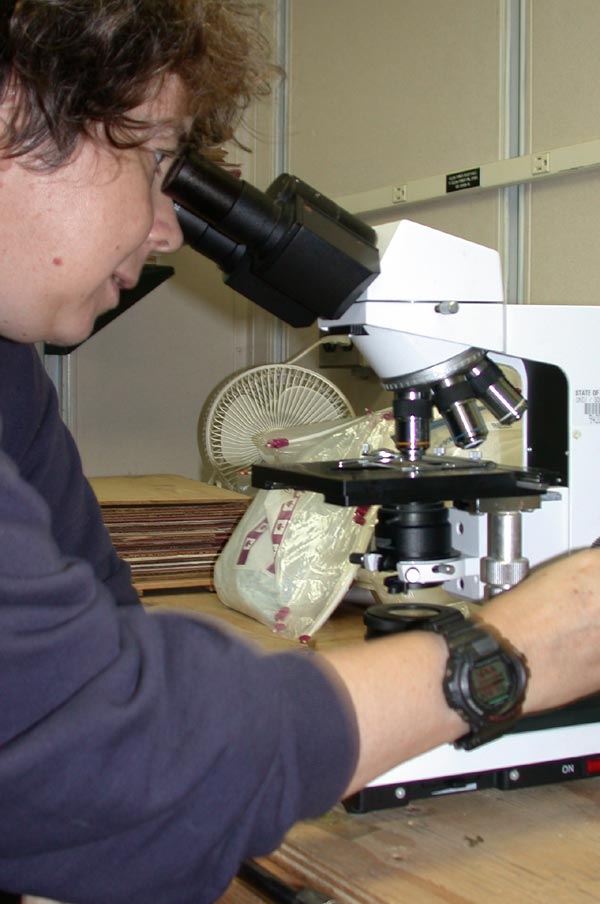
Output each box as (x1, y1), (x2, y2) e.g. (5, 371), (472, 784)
(481, 556), (529, 593)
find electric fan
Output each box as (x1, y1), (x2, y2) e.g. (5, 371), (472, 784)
(200, 363), (355, 490)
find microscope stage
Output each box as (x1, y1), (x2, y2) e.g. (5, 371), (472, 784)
(252, 456), (554, 507)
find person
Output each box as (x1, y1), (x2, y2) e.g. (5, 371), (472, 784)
(1, 2), (600, 902)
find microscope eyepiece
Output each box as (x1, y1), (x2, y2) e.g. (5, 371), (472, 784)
(161, 151), (380, 327)
(163, 151), (283, 252)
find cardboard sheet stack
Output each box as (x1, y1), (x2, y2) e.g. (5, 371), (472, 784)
(90, 474), (249, 594)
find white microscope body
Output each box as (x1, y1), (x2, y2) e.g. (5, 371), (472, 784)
(318, 220), (600, 810)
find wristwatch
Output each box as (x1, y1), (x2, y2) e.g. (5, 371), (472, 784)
(363, 602), (529, 750)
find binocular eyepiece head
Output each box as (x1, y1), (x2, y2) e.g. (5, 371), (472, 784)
(162, 151), (380, 327)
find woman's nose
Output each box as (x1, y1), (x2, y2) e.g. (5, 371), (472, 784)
(147, 191), (185, 254)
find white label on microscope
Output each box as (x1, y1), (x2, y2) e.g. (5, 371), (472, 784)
(574, 388), (600, 425)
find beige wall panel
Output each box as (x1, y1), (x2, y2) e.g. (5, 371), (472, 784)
(371, 191), (502, 250)
(527, 173), (600, 305)
(529, 0), (600, 150)
(287, 0), (503, 199)
(527, 0), (600, 305)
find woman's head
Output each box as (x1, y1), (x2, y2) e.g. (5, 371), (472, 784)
(0, 1), (276, 346)
(0, 0), (274, 170)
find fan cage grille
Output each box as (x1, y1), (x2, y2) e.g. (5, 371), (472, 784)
(201, 364), (354, 489)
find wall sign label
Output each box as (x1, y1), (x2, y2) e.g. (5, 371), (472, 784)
(446, 167), (481, 193)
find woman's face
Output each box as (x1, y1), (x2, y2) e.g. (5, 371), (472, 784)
(0, 75), (186, 346)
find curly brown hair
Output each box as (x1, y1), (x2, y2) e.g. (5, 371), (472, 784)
(0, 0), (276, 169)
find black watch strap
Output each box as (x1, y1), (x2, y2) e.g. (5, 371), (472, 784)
(425, 609), (529, 750)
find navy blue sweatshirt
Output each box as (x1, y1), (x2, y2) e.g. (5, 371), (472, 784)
(0, 338), (358, 903)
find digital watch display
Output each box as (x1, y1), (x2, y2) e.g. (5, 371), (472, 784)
(470, 658), (515, 709)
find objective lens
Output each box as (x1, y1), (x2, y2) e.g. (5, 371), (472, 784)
(467, 357), (527, 424)
(432, 375), (488, 449)
(393, 390), (433, 461)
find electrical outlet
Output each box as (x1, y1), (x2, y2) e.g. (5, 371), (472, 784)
(532, 152), (550, 175)
(392, 183), (407, 203)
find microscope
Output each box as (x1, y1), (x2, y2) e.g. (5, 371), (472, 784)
(163, 152), (600, 811)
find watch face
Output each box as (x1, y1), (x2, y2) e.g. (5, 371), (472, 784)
(469, 655), (518, 715)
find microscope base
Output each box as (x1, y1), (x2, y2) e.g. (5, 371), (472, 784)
(345, 698), (600, 812)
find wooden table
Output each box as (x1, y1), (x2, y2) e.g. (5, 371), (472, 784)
(146, 591), (600, 904)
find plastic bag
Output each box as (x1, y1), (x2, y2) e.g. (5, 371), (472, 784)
(214, 410), (395, 641)
(214, 402), (523, 641)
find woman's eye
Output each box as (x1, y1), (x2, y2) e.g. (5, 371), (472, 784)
(153, 150), (166, 169)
